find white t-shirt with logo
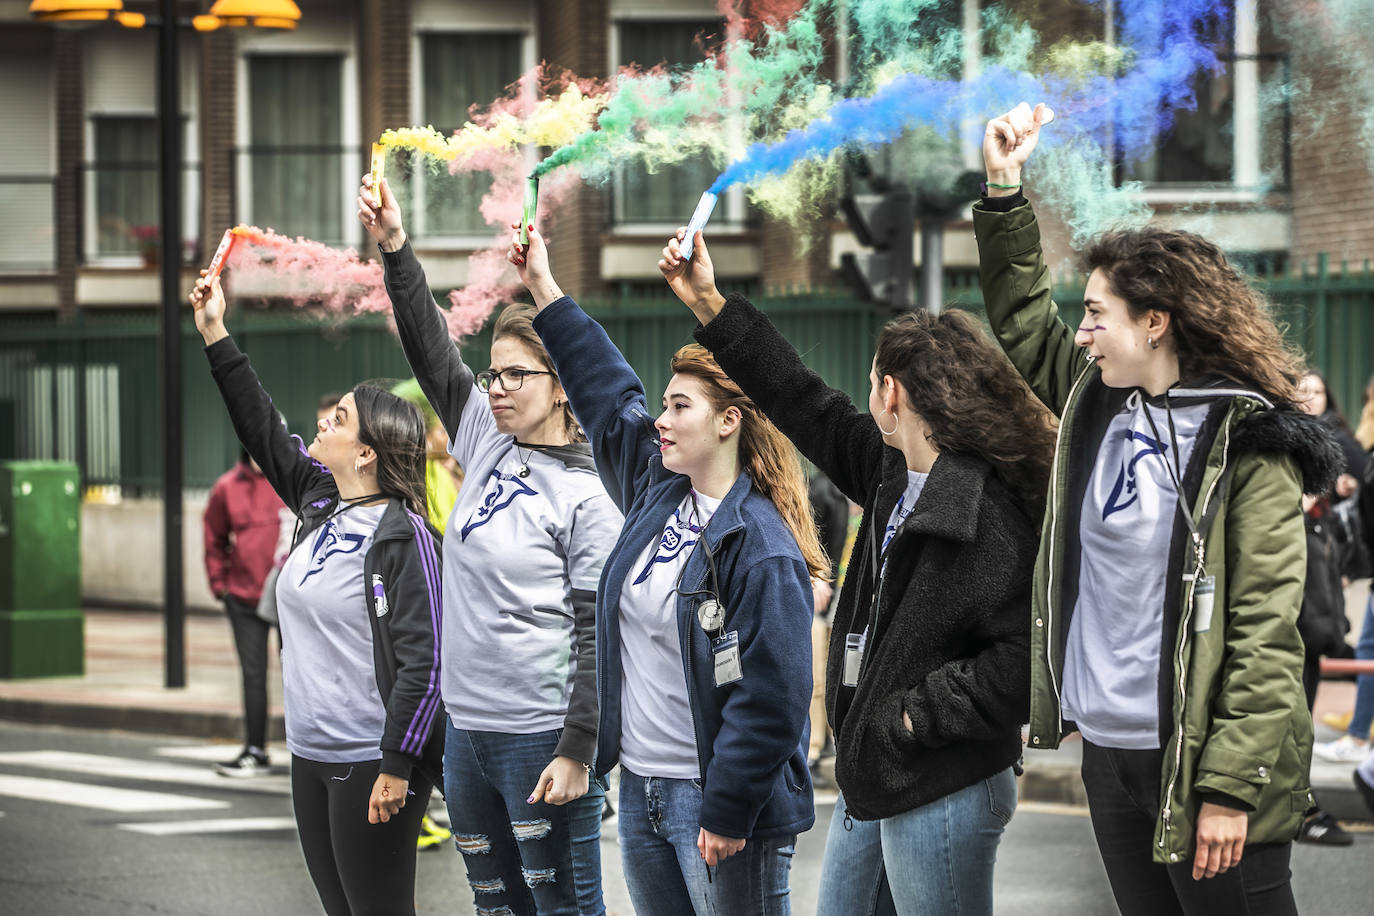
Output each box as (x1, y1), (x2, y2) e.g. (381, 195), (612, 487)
(276, 502), (388, 762)
(618, 489), (723, 778)
(1062, 393), (1208, 749)
(881, 470), (929, 566)
(442, 388), (623, 734)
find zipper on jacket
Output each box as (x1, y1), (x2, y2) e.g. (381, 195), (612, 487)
(630, 406), (662, 487)
(630, 406), (658, 445)
(833, 520), (881, 729)
(680, 566), (712, 785)
(858, 556), (887, 686)
(1039, 360), (1095, 744)
(1158, 419), (1233, 847)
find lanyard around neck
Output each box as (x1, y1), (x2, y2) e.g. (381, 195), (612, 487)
(1139, 395), (1232, 575)
(291, 493), (385, 550)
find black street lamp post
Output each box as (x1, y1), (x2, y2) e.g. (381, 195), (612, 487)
(157, 0), (185, 688)
(31, 0), (301, 688)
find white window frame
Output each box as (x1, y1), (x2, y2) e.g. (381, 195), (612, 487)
(235, 17), (359, 247)
(1, 48), (57, 275)
(82, 34), (200, 268)
(609, 8), (746, 235)
(410, 21), (536, 247)
(1126, 0), (1266, 204)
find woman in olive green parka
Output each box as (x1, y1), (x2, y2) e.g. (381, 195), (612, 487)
(975, 104), (1343, 916)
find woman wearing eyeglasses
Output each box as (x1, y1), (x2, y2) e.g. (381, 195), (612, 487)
(358, 177), (622, 916)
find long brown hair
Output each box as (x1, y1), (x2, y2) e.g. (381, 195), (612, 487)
(874, 310), (1057, 520)
(352, 384), (428, 519)
(1082, 228), (1304, 403)
(1357, 374), (1374, 451)
(670, 344), (831, 581)
(491, 302), (584, 443)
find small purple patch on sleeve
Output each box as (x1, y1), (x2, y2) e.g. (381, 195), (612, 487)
(311, 498), (332, 509)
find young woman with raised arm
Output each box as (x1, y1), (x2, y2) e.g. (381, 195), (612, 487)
(506, 223), (823, 916)
(190, 273), (444, 916)
(973, 102), (1343, 915)
(359, 177), (622, 916)
(652, 222), (1052, 914)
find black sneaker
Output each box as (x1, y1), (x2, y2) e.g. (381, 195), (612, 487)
(215, 748), (270, 778)
(1297, 810), (1354, 846)
(1355, 769), (1374, 818)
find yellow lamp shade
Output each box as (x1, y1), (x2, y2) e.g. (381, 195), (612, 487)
(207, 0), (301, 29)
(29, 0), (122, 20)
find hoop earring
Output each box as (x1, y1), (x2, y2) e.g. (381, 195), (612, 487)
(1148, 336), (1159, 350)
(876, 410), (898, 437)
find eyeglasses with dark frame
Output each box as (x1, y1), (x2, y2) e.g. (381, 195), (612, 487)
(475, 367), (555, 393)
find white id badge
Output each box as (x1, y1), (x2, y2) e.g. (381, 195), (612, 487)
(842, 631), (867, 688)
(1192, 576), (1216, 633)
(713, 631), (743, 686)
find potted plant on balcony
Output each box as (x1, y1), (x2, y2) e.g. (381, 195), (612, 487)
(130, 225), (159, 268)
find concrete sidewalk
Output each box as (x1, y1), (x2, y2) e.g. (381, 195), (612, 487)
(1, 606), (1369, 822)
(0, 606), (283, 744)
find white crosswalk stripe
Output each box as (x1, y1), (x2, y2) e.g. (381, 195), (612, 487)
(0, 750), (290, 795)
(153, 743), (285, 763)
(119, 816), (298, 836)
(0, 774), (229, 813)
(0, 748), (300, 833)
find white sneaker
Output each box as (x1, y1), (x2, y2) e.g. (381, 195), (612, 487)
(1313, 735), (1372, 764)
(215, 748), (271, 777)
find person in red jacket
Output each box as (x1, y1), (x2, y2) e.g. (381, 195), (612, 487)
(204, 449), (285, 776)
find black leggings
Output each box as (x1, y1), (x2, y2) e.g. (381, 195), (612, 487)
(223, 596), (272, 750)
(291, 755), (432, 916)
(1079, 740), (1298, 916)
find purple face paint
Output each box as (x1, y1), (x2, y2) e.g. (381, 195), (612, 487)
(1077, 324), (1107, 333)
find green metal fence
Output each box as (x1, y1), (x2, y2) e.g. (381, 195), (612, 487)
(0, 264), (1370, 494)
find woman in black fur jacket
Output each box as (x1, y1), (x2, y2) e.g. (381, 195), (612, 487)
(657, 231), (1054, 916)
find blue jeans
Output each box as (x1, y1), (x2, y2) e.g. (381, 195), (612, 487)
(816, 768), (1017, 916)
(443, 723), (606, 916)
(618, 768), (796, 916)
(1350, 593), (1374, 740)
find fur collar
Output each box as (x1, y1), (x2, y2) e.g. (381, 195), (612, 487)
(1231, 405), (1344, 496)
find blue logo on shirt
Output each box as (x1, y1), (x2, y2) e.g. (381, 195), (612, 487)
(633, 507), (702, 585)
(298, 519), (367, 585)
(1102, 430), (1168, 520)
(881, 493), (910, 555)
(461, 469), (538, 541)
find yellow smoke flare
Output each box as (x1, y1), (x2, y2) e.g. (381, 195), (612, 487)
(377, 85), (607, 162)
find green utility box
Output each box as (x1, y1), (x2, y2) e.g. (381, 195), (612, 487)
(0, 461), (84, 678)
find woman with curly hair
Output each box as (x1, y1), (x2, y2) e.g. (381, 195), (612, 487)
(655, 220), (1053, 913)
(976, 102), (1343, 915)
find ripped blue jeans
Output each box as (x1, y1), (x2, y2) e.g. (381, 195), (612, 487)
(444, 723), (606, 916)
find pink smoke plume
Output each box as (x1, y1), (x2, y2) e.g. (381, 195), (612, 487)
(717, 0), (807, 38)
(223, 66), (603, 339)
(440, 67), (598, 338)
(226, 226), (389, 315)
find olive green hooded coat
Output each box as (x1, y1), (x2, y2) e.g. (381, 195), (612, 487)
(973, 196), (1342, 865)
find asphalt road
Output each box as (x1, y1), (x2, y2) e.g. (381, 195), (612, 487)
(0, 722), (1369, 915)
